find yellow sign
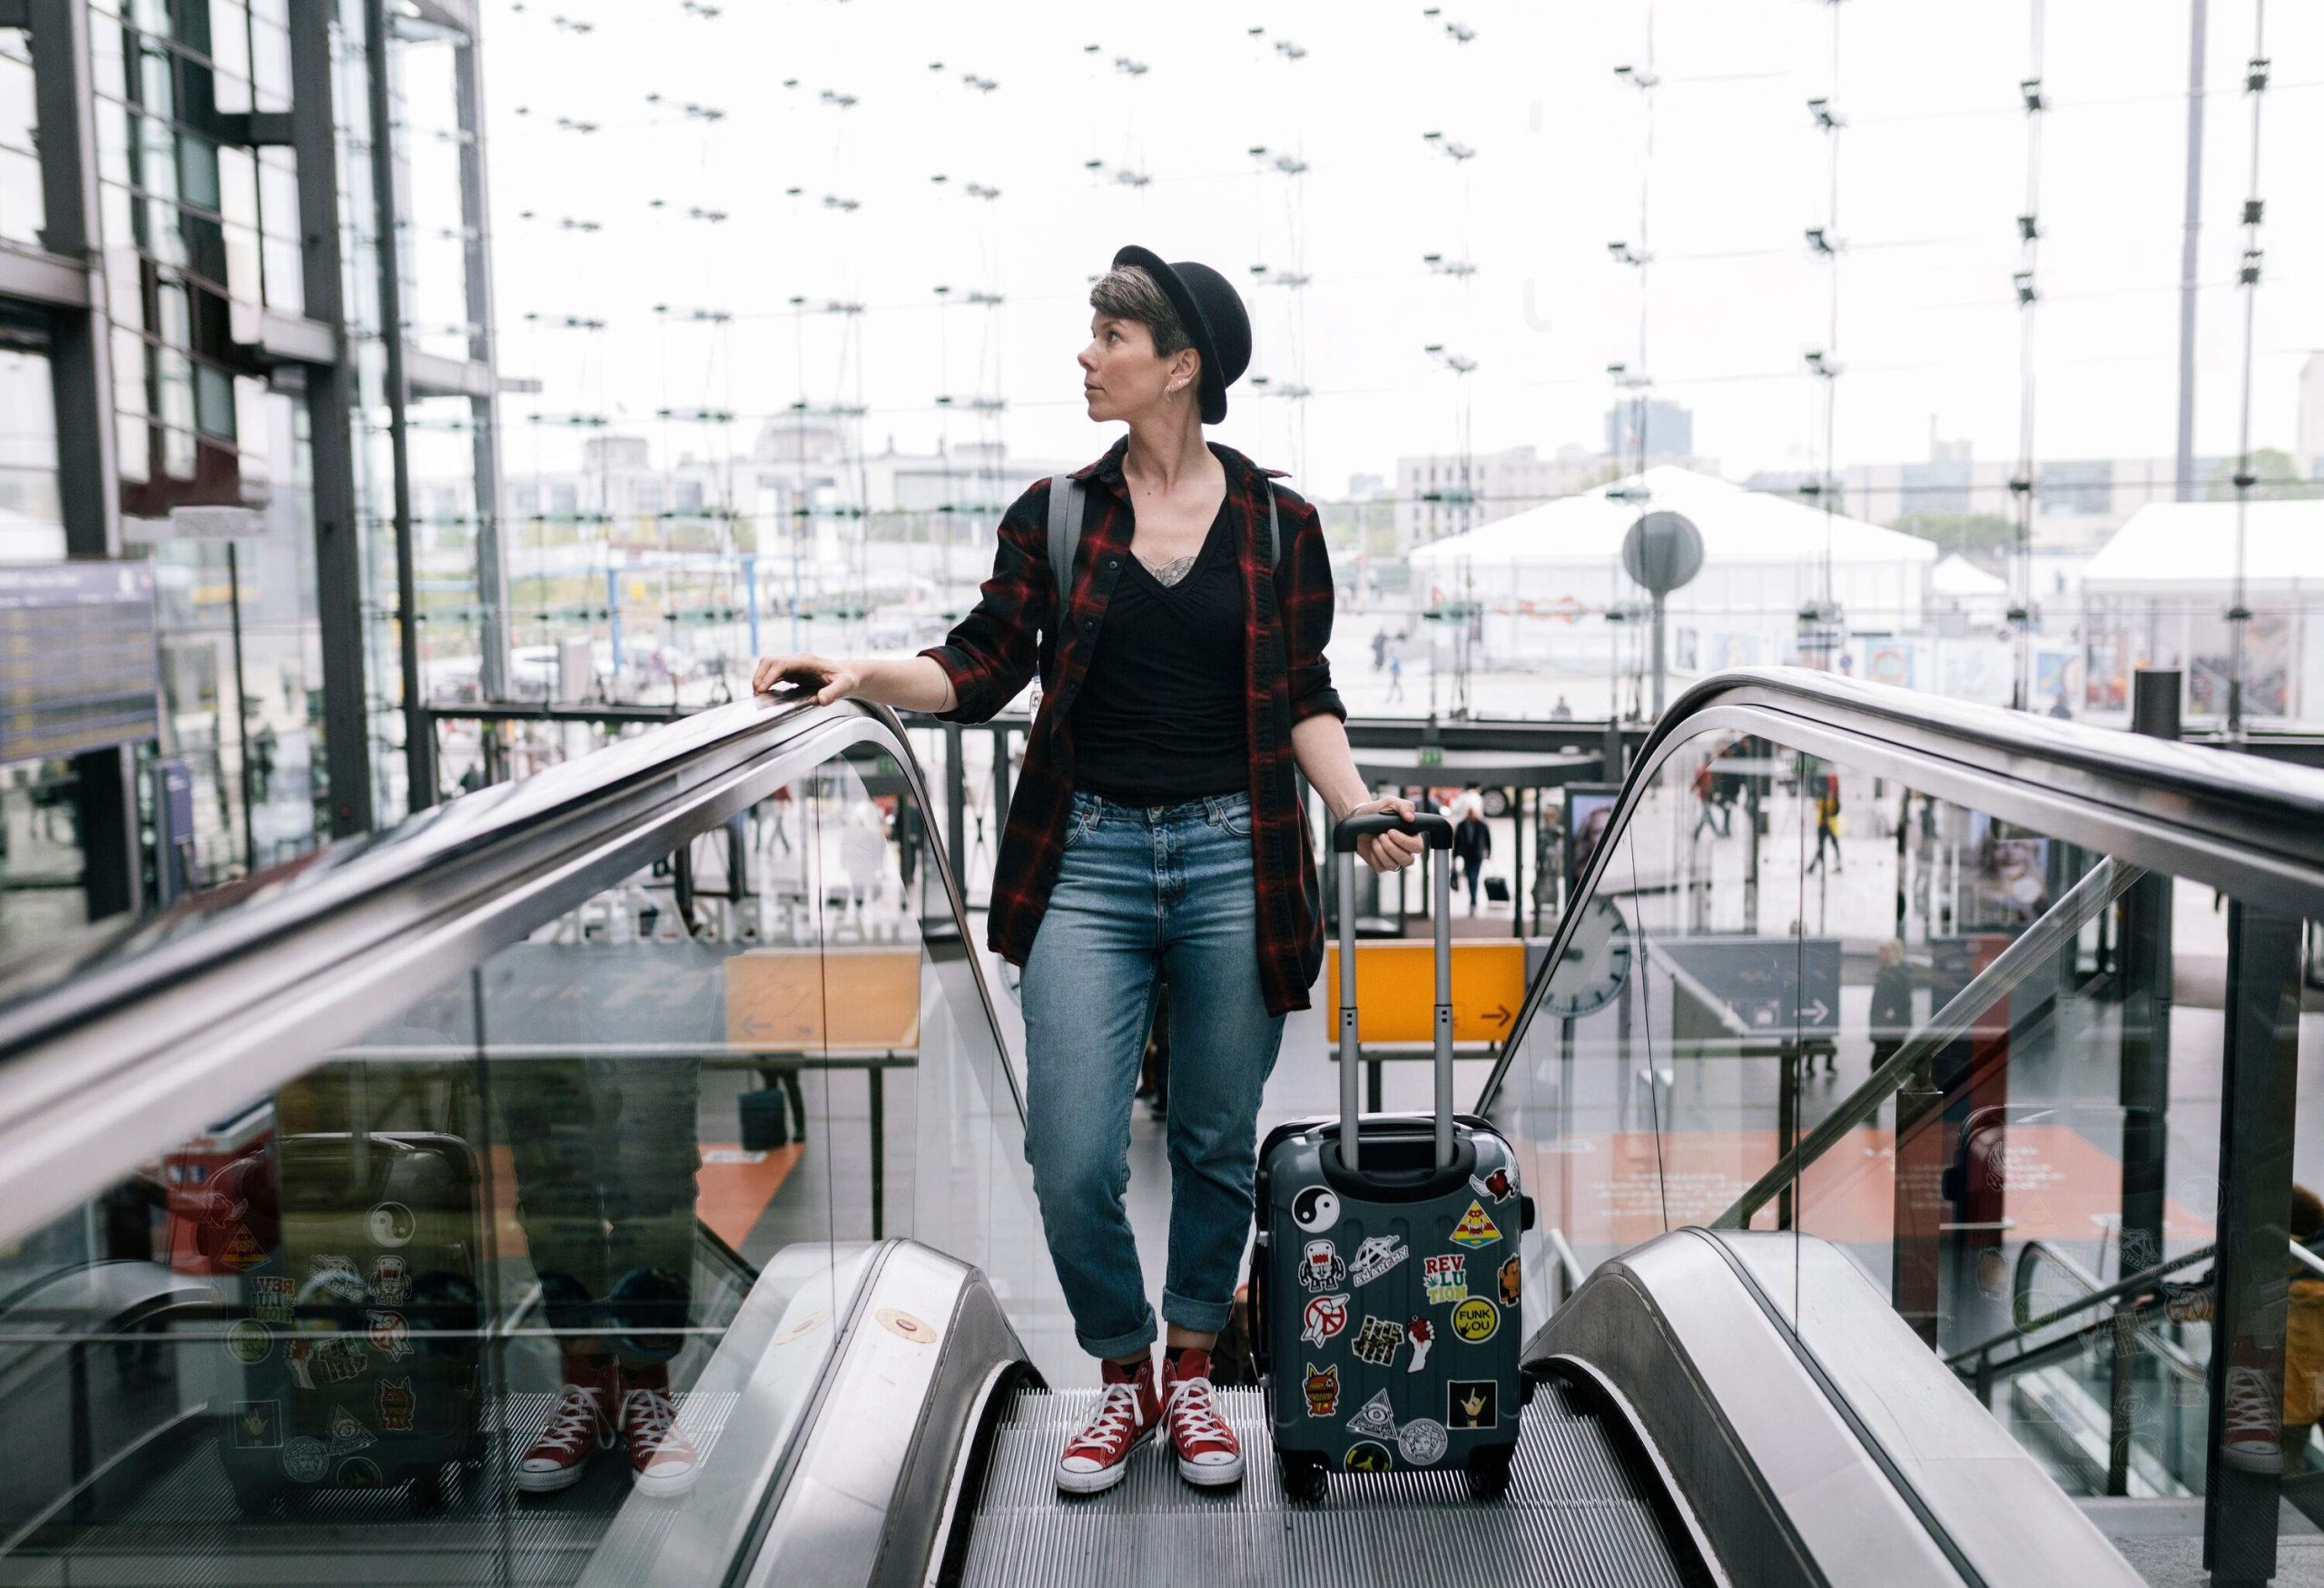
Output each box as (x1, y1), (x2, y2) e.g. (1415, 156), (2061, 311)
(723, 948), (921, 1051)
(1322, 942), (1524, 1045)
(1449, 1199), (1503, 1249)
(1451, 1297), (1501, 1343)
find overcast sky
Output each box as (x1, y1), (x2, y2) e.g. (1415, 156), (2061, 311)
(444, 0), (2324, 508)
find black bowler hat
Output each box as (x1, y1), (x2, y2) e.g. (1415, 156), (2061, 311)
(1111, 244), (1251, 425)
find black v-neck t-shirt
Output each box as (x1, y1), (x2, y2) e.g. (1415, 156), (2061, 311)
(1069, 498), (1247, 804)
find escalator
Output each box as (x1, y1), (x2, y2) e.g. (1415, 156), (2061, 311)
(2, 667), (2315, 1585)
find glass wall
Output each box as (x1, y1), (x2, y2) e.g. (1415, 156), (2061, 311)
(1493, 722), (2324, 1572)
(0, 735), (1058, 1581)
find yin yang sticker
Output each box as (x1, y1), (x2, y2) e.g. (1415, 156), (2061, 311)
(1292, 1185), (1340, 1234)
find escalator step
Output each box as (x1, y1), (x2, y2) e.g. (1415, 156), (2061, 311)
(963, 1386), (1687, 1588)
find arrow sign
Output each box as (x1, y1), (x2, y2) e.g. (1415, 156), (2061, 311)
(1484, 1004), (1512, 1029)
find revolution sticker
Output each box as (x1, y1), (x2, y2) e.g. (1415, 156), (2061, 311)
(1422, 1252), (1468, 1305)
(251, 1275), (293, 1323)
(1351, 1315), (1405, 1367)
(1448, 1200), (1503, 1248)
(1304, 1363), (1341, 1417)
(1347, 1234), (1409, 1287)
(1451, 1297), (1500, 1343)
(1301, 1292), (1351, 1347)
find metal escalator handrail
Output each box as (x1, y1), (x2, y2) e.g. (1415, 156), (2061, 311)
(0, 695), (1026, 1244)
(1946, 1234), (2323, 1374)
(1474, 664), (2324, 1117)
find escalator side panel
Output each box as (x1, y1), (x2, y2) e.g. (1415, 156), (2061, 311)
(1717, 1234), (2145, 1588)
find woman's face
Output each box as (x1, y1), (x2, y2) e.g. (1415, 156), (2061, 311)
(1079, 312), (1196, 423)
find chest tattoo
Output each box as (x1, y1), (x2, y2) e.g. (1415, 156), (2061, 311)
(1143, 554), (1197, 588)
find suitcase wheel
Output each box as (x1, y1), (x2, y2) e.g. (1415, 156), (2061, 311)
(1276, 1449), (1328, 1504)
(1464, 1444), (1513, 1502)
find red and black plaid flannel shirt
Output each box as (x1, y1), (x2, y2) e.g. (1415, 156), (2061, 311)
(918, 435), (1347, 1017)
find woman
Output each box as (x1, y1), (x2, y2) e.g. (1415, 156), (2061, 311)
(750, 246), (1421, 1495)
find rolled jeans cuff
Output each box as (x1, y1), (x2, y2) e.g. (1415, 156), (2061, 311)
(1161, 1287), (1234, 1337)
(1078, 1307), (1159, 1363)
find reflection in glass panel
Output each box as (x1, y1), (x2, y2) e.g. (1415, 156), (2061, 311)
(0, 741), (1048, 1582)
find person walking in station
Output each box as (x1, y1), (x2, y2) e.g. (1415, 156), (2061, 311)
(748, 246), (1423, 1496)
(1452, 793), (1492, 913)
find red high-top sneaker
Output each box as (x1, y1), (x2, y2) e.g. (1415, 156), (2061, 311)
(1056, 1356), (1160, 1495)
(517, 1355), (616, 1494)
(1161, 1348), (1243, 1487)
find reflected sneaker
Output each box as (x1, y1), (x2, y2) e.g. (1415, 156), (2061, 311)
(1161, 1349), (1243, 1488)
(1056, 1356), (1159, 1495)
(517, 1358), (615, 1494)
(2222, 1364), (2283, 1474)
(620, 1366), (701, 1498)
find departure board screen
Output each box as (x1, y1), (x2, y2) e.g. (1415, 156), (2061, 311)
(0, 562), (162, 764)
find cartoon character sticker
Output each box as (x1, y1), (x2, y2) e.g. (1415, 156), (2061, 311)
(1448, 1379), (1500, 1430)
(1292, 1185), (1340, 1234)
(1304, 1363), (1341, 1417)
(1406, 1317), (1435, 1373)
(1471, 1166), (1516, 1202)
(1352, 1315), (1405, 1367)
(1347, 1234), (1409, 1287)
(1344, 1388), (1400, 1441)
(1448, 1200), (1503, 1249)
(220, 1223), (267, 1273)
(1298, 1239), (1348, 1293)
(1451, 1297), (1500, 1343)
(371, 1256), (410, 1307)
(378, 1377), (416, 1433)
(1301, 1292), (1351, 1347)
(1423, 1252), (1468, 1305)
(1498, 1253), (1522, 1307)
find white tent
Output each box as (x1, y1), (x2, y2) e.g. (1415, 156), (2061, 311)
(1405, 465), (1935, 672)
(1932, 554), (2009, 599)
(2081, 498), (2324, 720)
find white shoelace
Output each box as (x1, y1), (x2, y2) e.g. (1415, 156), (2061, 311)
(1166, 1376), (1231, 1445)
(532, 1385), (605, 1457)
(1069, 1382), (1145, 1455)
(2225, 1365), (2278, 1431)
(624, 1387), (684, 1455)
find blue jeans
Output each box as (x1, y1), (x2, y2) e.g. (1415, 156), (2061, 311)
(1020, 788), (1287, 1359)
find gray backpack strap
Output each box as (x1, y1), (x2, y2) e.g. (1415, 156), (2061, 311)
(1266, 481), (1281, 571)
(1047, 474), (1083, 614)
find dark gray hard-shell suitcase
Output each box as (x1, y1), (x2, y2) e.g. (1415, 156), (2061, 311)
(1253, 812), (1532, 1503)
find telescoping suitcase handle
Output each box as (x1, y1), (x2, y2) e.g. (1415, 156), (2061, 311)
(1332, 811), (1454, 1174)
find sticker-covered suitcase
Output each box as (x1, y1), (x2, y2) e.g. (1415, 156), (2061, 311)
(212, 1131), (487, 1513)
(1253, 811), (1531, 1502)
